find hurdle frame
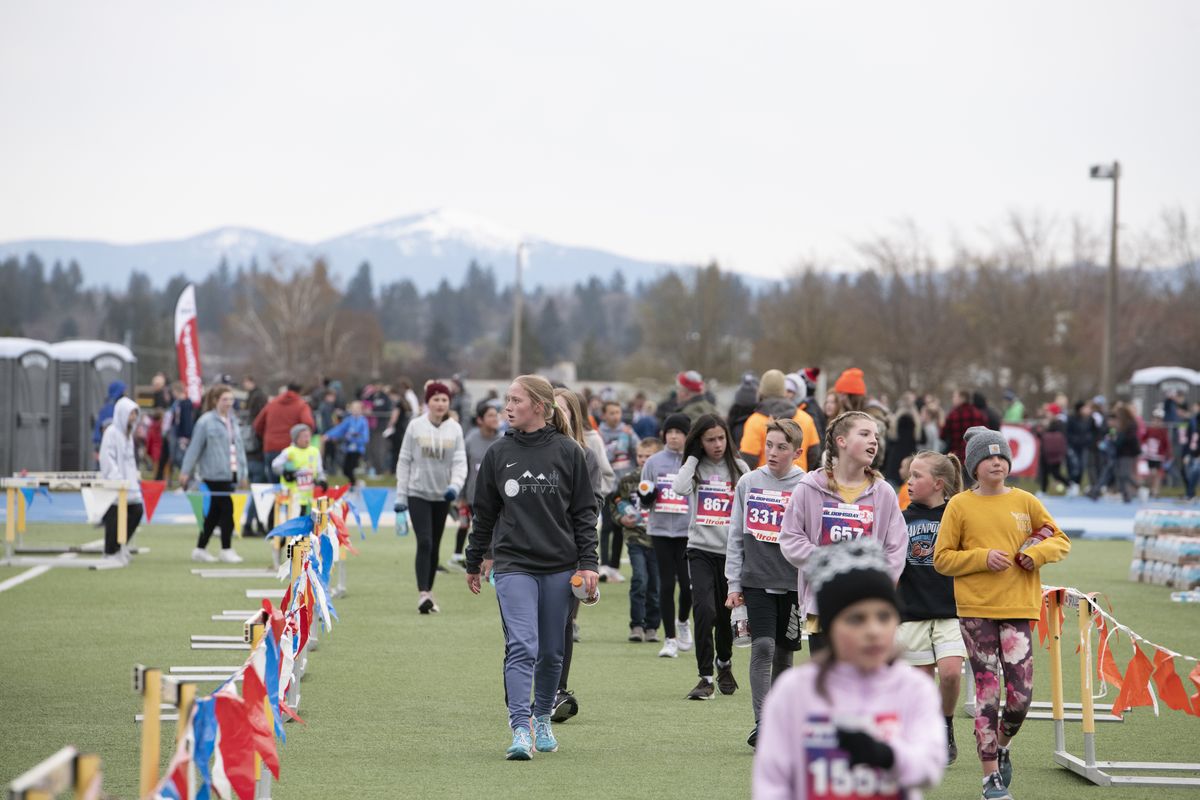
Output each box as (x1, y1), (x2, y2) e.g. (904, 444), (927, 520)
(2, 473), (136, 569)
(1045, 590), (1200, 787)
(5, 746), (102, 800)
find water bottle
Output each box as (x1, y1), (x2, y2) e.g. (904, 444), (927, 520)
(571, 574), (599, 606)
(1170, 590), (1200, 603)
(395, 510), (408, 536)
(731, 604), (751, 647)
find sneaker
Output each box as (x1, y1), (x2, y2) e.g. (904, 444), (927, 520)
(532, 714), (558, 753)
(218, 549), (243, 564)
(192, 548), (218, 563)
(658, 638), (679, 658)
(716, 664), (738, 695)
(997, 746), (1012, 787)
(747, 725), (758, 749)
(644, 627), (660, 643)
(606, 566), (625, 583)
(629, 626), (645, 642)
(435, 564), (449, 573)
(446, 554), (466, 572)
(981, 772), (1012, 800)
(418, 594), (434, 614)
(947, 722), (958, 765)
(506, 727), (533, 761)
(572, 622), (580, 643)
(550, 690), (578, 723)
(687, 677), (715, 700)
(677, 620), (694, 651)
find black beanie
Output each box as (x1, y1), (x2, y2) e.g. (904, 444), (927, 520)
(663, 413), (691, 437)
(806, 539), (899, 628)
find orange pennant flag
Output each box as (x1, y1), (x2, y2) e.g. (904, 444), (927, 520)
(1151, 650), (1195, 716)
(1097, 621), (1123, 692)
(1189, 664), (1200, 716)
(1111, 644), (1155, 718)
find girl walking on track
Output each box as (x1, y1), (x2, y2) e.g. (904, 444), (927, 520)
(179, 384), (248, 563)
(465, 375), (599, 761)
(934, 427), (1070, 800)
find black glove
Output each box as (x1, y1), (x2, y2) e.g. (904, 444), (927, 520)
(836, 728), (895, 770)
(282, 469), (297, 483)
(316, 479), (328, 491)
(637, 486), (657, 506)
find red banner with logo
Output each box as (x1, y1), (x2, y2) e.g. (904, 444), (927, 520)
(174, 284), (203, 404)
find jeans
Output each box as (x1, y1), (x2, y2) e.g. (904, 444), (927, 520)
(627, 542), (661, 631)
(263, 450), (282, 483)
(494, 570), (574, 730)
(1184, 458), (1200, 500)
(688, 548), (732, 678)
(410, 497), (450, 592)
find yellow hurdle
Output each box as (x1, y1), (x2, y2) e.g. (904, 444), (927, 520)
(137, 666), (162, 797)
(4, 746), (104, 799)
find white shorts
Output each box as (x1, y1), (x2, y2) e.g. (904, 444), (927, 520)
(898, 618), (967, 666)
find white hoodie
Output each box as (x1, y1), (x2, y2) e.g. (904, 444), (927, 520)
(395, 413), (467, 504)
(99, 397), (143, 503)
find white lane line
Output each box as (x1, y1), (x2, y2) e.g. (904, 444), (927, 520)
(0, 538), (105, 594)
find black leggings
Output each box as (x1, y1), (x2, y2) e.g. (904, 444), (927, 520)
(343, 452), (362, 484)
(198, 478), (236, 550)
(652, 537), (692, 639)
(103, 503), (143, 555)
(688, 548), (732, 677)
(410, 497), (450, 592)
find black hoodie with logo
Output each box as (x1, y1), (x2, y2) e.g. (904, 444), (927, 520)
(466, 426), (599, 575)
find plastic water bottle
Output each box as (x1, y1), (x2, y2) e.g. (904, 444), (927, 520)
(571, 574), (599, 606)
(395, 510), (408, 536)
(731, 605), (751, 648)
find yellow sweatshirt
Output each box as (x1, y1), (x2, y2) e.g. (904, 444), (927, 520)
(933, 487), (1070, 619)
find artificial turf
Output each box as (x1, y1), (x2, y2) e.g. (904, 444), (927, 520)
(1, 524), (1198, 799)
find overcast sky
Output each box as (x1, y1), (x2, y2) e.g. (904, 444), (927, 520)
(2, 1), (1197, 277)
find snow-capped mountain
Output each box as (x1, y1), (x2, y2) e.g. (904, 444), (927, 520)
(0, 209), (679, 291)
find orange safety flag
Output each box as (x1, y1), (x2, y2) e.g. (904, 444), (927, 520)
(1096, 620), (1124, 692)
(1111, 644), (1155, 718)
(1189, 664), (1200, 716)
(1150, 650), (1196, 716)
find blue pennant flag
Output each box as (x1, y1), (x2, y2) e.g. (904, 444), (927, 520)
(266, 515), (314, 539)
(265, 631), (286, 743)
(360, 488), (388, 533)
(344, 499), (366, 540)
(319, 534), (334, 588)
(20, 488), (35, 508)
(192, 697), (218, 800)
(200, 482), (211, 516)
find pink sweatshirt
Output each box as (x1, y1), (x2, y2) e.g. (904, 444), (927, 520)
(779, 471), (908, 616)
(753, 660), (946, 799)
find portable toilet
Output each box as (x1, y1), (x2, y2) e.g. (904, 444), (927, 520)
(0, 338), (59, 474)
(50, 340), (137, 470)
(1128, 366), (1200, 420)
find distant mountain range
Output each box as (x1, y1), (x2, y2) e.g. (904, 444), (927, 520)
(0, 209), (686, 292)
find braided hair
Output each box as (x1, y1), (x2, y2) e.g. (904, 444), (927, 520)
(821, 410), (882, 495)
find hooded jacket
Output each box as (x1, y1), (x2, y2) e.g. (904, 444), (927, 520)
(180, 409), (248, 482)
(395, 413), (467, 504)
(99, 397), (142, 502)
(725, 464), (805, 593)
(465, 426), (599, 575)
(640, 448), (690, 539)
(739, 398), (820, 471)
(672, 454), (749, 554)
(778, 470), (908, 617)
(753, 660), (946, 800)
(253, 391), (317, 453)
(92, 380), (127, 447)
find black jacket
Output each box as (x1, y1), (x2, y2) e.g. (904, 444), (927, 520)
(898, 502), (958, 621)
(466, 426), (599, 575)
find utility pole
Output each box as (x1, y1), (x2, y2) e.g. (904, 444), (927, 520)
(1090, 161), (1121, 404)
(510, 243), (528, 378)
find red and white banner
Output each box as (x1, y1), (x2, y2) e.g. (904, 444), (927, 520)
(1001, 423), (1039, 478)
(174, 284), (203, 404)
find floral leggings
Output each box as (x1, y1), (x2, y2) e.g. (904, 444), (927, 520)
(960, 617), (1034, 761)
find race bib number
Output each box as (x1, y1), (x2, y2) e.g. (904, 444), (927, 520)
(654, 475), (689, 514)
(820, 502), (875, 545)
(695, 478), (733, 527)
(296, 470), (314, 490)
(805, 715), (900, 800)
(610, 450), (632, 472)
(745, 489), (791, 543)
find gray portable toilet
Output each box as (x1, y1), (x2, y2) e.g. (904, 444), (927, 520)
(49, 340), (137, 471)
(1129, 366), (1200, 420)
(0, 338), (59, 474)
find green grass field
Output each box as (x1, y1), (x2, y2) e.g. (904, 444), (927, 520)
(2, 526), (1198, 799)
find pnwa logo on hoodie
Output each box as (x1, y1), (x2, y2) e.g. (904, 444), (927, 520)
(504, 470), (561, 498)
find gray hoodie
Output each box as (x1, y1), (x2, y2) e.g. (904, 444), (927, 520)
(672, 455), (749, 555)
(640, 448), (690, 539)
(99, 397), (143, 503)
(395, 413), (467, 504)
(725, 464), (806, 593)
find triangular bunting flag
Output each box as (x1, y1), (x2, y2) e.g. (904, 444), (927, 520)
(360, 488), (387, 532)
(191, 697), (218, 800)
(212, 694), (258, 800)
(1111, 644), (1155, 718)
(250, 484), (275, 527)
(1189, 664), (1200, 715)
(1150, 649), (1195, 715)
(1097, 621), (1124, 691)
(140, 480), (166, 523)
(80, 487), (119, 525)
(187, 493), (206, 528)
(266, 515), (314, 539)
(199, 483), (211, 517)
(241, 666), (280, 778)
(20, 487), (35, 508)
(230, 493), (249, 533)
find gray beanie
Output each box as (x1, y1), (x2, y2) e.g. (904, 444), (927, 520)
(964, 426), (1011, 480)
(290, 423), (311, 443)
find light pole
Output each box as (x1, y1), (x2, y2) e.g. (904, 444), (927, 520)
(510, 243), (528, 378)
(1090, 161), (1120, 404)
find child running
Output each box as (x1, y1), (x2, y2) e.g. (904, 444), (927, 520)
(639, 413), (695, 658)
(610, 437), (663, 643)
(753, 538), (947, 799)
(779, 411), (908, 653)
(271, 424), (326, 516)
(898, 450), (968, 766)
(725, 419), (807, 747)
(672, 413), (749, 700)
(933, 427), (1070, 800)
(322, 399), (370, 486)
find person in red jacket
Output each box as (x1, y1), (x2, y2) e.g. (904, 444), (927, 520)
(941, 390), (989, 469)
(254, 382), (316, 481)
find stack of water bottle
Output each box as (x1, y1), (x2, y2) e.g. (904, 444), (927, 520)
(1129, 509), (1200, 600)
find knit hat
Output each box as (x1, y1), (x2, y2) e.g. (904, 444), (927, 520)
(802, 367), (821, 392)
(759, 369), (787, 399)
(290, 424), (311, 443)
(663, 413), (692, 437)
(964, 425), (1012, 480)
(784, 372), (803, 397)
(425, 381), (452, 403)
(806, 539), (899, 629)
(676, 370), (705, 395)
(833, 368), (867, 397)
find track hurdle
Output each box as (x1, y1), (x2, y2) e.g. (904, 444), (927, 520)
(2, 474), (136, 569)
(132, 665), (195, 798)
(5, 746), (103, 800)
(1043, 589), (1200, 787)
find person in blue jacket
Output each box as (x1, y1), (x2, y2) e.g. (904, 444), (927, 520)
(324, 399), (371, 485)
(92, 380), (127, 460)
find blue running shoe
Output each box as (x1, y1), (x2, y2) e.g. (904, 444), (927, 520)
(533, 714), (558, 753)
(506, 727), (533, 761)
(997, 746), (1012, 787)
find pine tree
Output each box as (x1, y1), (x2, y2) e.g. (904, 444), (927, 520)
(344, 261), (376, 311)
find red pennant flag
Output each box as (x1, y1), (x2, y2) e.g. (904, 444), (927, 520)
(327, 484), (350, 502)
(168, 758), (190, 800)
(1151, 650), (1195, 716)
(280, 583), (292, 616)
(213, 694), (258, 800)
(260, 599), (285, 645)
(1097, 621), (1124, 691)
(1188, 664), (1200, 716)
(241, 667), (280, 778)
(139, 480), (166, 522)
(278, 699), (307, 725)
(297, 605), (311, 655)
(1111, 645), (1155, 718)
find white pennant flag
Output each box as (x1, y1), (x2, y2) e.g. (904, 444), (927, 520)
(80, 488), (119, 525)
(251, 483), (276, 527)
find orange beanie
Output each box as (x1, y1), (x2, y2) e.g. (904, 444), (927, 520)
(833, 367), (866, 396)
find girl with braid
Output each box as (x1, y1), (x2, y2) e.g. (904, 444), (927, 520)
(778, 411), (908, 652)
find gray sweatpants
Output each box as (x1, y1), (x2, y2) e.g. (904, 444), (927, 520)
(493, 570), (575, 730)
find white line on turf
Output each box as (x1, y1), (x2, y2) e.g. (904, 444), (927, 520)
(0, 538), (105, 594)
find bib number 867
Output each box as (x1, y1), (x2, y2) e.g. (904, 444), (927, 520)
(808, 755), (897, 799)
(701, 496), (729, 512)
